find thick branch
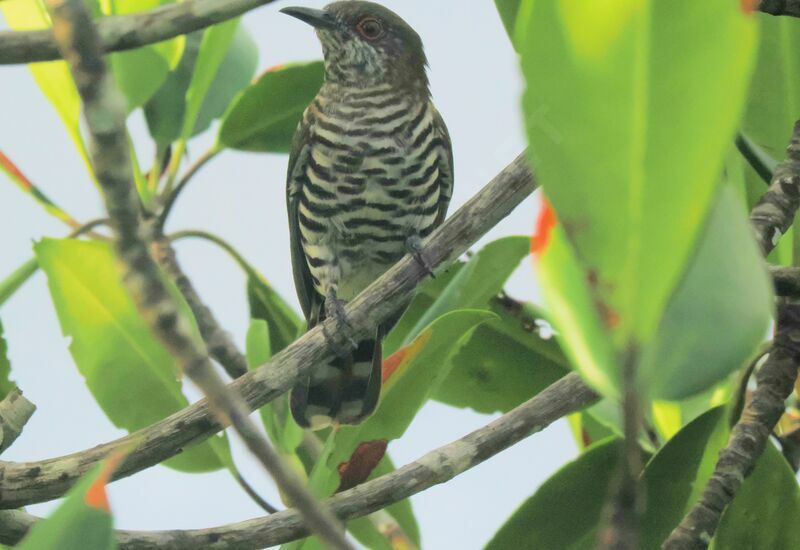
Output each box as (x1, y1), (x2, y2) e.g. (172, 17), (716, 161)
(662, 304), (800, 549)
(0, 0), (277, 65)
(750, 121), (800, 256)
(45, 1), (349, 548)
(0, 153), (536, 508)
(0, 373), (600, 548)
(758, 0), (800, 18)
(0, 390), (35, 455)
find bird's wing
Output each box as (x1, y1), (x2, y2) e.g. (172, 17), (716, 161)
(286, 109), (324, 326)
(432, 104), (454, 228)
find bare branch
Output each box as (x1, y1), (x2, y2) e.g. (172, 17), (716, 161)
(0, 0), (277, 65)
(0, 374), (600, 548)
(770, 265), (800, 298)
(44, 1), (350, 547)
(0, 389), (35, 455)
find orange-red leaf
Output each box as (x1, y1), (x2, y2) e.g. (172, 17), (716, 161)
(0, 150), (34, 191)
(531, 195), (557, 256)
(381, 329), (432, 384)
(336, 439), (388, 492)
(740, 0), (759, 14)
(84, 452), (125, 512)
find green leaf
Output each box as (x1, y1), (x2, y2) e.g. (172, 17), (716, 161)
(485, 438), (622, 550)
(495, 0), (522, 45)
(641, 186), (773, 399)
(403, 236), (530, 345)
(0, 320), (15, 399)
(17, 457), (120, 550)
(712, 443), (800, 549)
(248, 274), (304, 355)
(35, 238), (224, 473)
(245, 320), (303, 455)
(522, 1), (757, 396)
(0, 258), (38, 308)
(0, 0), (92, 175)
(180, 19), (241, 142)
(308, 311), (495, 498)
(639, 407), (729, 549)
(218, 61), (325, 152)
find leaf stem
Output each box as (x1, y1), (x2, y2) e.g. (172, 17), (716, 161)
(157, 146), (220, 231)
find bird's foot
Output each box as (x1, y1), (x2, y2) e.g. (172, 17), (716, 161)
(406, 235), (435, 279)
(323, 288), (357, 357)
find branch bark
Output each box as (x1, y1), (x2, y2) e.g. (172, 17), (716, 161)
(44, 1), (350, 548)
(0, 152), (536, 508)
(0, 0), (277, 65)
(758, 0), (800, 18)
(0, 373), (600, 548)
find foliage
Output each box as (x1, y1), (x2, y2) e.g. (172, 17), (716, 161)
(1, 0), (799, 548)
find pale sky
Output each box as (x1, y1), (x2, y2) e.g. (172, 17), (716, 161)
(0, 1), (576, 548)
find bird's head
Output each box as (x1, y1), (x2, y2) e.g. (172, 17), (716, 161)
(281, 1), (428, 91)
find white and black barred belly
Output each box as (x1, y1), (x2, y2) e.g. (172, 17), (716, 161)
(293, 83), (449, 302)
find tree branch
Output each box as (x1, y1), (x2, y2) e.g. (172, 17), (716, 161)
(0, 0), (277, 65)
(662, 304), (800, 549)
(0, 152), (536, 508)
(758, 0), (800, 18)
(0, 389), (35, 455)
(152, 239), (249, 379)
(44, 1), (350, 548)
(662, 120), (800, 548)
(749, 120), (800, 256)
(0, 373), (600, 548)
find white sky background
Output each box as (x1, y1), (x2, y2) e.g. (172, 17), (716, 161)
(0, 1), (577, 547)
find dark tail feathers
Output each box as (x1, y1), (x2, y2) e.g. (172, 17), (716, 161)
(290, 332), (382, 430)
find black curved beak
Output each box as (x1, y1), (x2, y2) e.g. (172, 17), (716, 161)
(280, 7), (338, 30)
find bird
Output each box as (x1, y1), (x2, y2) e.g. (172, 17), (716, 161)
(281, 1), (453, 430)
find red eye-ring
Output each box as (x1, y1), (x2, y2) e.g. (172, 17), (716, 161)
(356, 17), (384, 40)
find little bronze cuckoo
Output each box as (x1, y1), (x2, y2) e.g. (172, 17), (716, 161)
(281, 1), (454, 430)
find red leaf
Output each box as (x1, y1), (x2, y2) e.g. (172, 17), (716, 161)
(381, 329), (432, 384)
(336, 439), (388, 492)
(84, 452), (125, 512)
(531, 195), (557, 255)
(740, 0), (758, 14)
(0, 150), (34, 191)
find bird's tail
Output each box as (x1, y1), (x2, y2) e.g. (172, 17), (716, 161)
(290, 330), (382, 430)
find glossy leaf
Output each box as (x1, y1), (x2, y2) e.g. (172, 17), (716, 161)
(181, 19), (241, 142)
(35, 238), (224, 472)
(245, 320), (303, 455)
(494, 0), (522, 44)
(248, 274), (304, 355)
(218, 62), (324, 152)
(403, 236), (530, 345)
(0, 320), (15, 399)
(639, 407), (729, 549)
(712, 442), (800, 549)
(522, 1), (757, 394)
(0, 0), (91, 172)
(641, 186), (773, 399)
(17, 457), (121, 550)
(0, 258), (38, 308)
(485, 438), (622, 550)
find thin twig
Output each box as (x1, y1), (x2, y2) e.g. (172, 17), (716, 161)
(735, 133), (777, 185)
(44, 1), (350, 548)
(157, 147), (219, 232)
(153, 239), (249, 379)
(662, 304), (800, 549)
(0, 0), (278, 64)
(0, 374), (601, 548)
(0, 152), (536, 509)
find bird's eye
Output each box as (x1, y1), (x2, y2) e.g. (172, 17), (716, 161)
(356, 17), (384, 40)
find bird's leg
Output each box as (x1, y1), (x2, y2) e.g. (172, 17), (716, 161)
(322, 287), (357, 357)
(406, 234), (435, 279)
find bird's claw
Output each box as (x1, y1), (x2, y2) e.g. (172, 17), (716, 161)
(406, 235), (435, 279)
(323, 289), (357, 356)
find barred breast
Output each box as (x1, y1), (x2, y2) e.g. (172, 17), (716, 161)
(296, 83), (446, 301)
